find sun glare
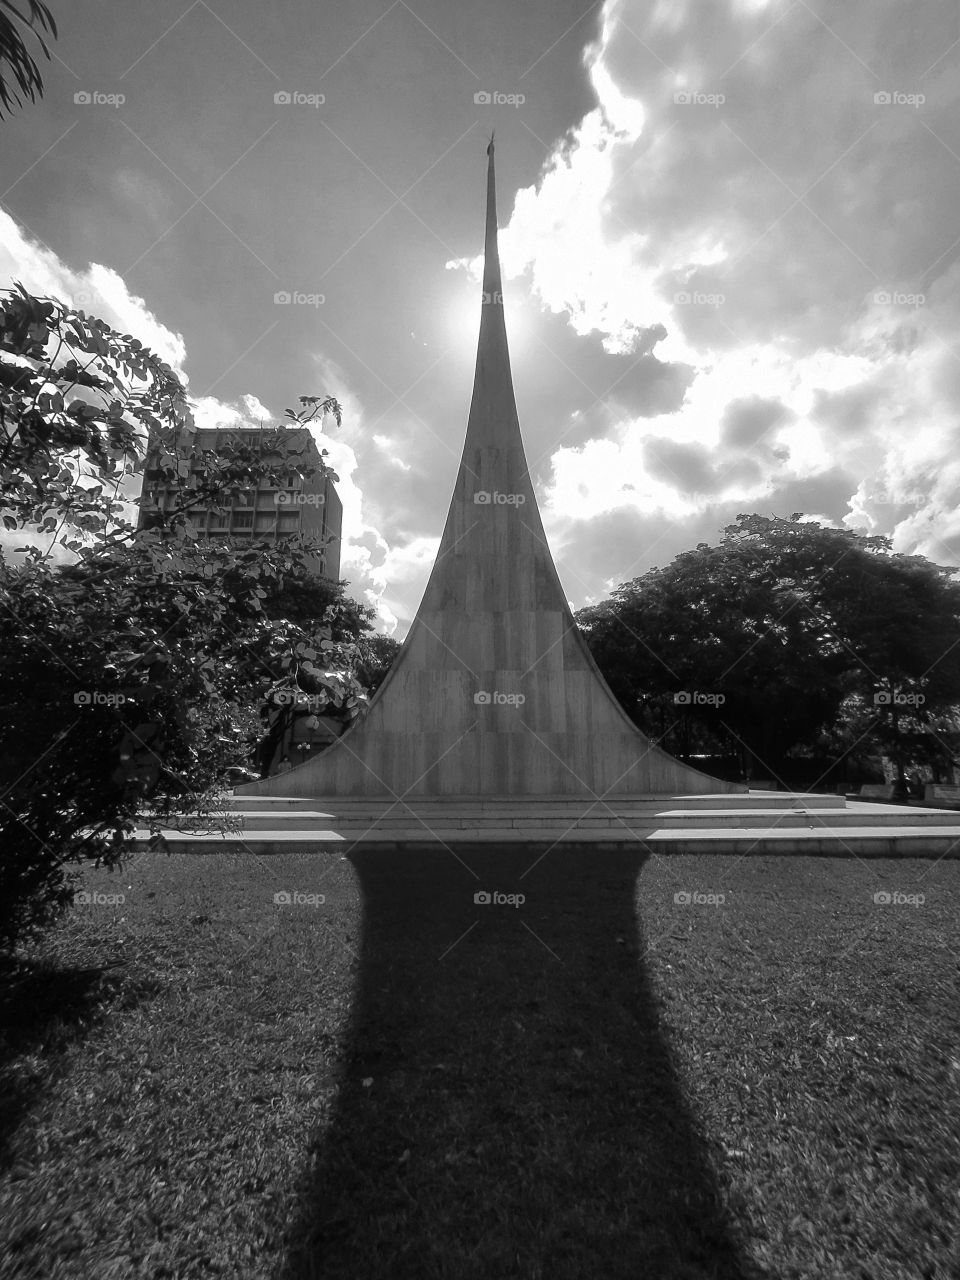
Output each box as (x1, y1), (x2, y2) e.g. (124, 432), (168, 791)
(445, 284), (530, 361)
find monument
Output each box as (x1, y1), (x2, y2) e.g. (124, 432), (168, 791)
(239, 141), (740, 804)
(139, 144), (960, 855)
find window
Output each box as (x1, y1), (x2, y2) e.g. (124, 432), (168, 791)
(233, 512), (254, 528)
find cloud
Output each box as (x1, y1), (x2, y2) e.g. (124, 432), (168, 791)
(721, 397), (793, 450)
(0, 210), (187, 375)
(306, 354), (404, 632)
(7, 0), (960, 631)
(191, 393), (275, 432)
(460, 0), (960, 589)
(642, 437), (718, 496)
(368, 534), (441, 635)
(0, 215), (396, 622)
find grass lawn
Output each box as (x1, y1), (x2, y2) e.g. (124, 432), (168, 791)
(1, 846), (958, 1279)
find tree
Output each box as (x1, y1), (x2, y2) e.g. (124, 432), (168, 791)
(261, 571), (376, 644)
(355, 632), (402, 696)
(252, 576), (402, 770)
(0, 283), (365, 951)
(0, 1), (56, 119)
(576, 514), (960, 786)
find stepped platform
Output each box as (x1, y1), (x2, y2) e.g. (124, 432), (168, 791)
(129, 792), (960, 858)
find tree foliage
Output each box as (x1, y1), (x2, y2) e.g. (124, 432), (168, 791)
(260, 571), (375, 643)
(577, 514), (960, 784)
(0, 283), (364, 951)
(355, 632), (402, 696)
(0, 0), (56, 119)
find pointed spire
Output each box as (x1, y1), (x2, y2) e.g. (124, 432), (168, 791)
(238, 141), (737, 800)
(467, 131), (519, 464)
(483, 133), (501, 305)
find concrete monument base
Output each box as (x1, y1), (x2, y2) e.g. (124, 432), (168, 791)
(133, 791), (960, 858)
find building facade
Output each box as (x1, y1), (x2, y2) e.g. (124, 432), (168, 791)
(138, 425), (343, 580)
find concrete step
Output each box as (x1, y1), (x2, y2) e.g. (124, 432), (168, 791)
(221, 790), (848, 813)
(209, 807), (960, 833)
(126, 791), (960, 858)
(128, 822), (960, 858)
(644, 827), (960, 857)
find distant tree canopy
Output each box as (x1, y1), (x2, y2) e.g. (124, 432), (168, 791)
(260, 572), (375, 645)
(576, 514), (960, 784)
(355, 632), (402, 696)
(251, 576), (399, 772)
(259, 571), (402, 709)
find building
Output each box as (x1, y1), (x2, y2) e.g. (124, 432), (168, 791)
(138, 425), (342, 580)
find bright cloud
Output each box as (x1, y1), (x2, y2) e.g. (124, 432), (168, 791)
(0, 215), (395, 620)
(450, 0), (960, 582)
(0, 210), (187, 375)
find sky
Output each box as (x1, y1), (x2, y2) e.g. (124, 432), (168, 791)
(1, 0), (959, 636)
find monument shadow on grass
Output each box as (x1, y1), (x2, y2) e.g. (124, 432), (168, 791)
(280, 846), (766, 1280)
